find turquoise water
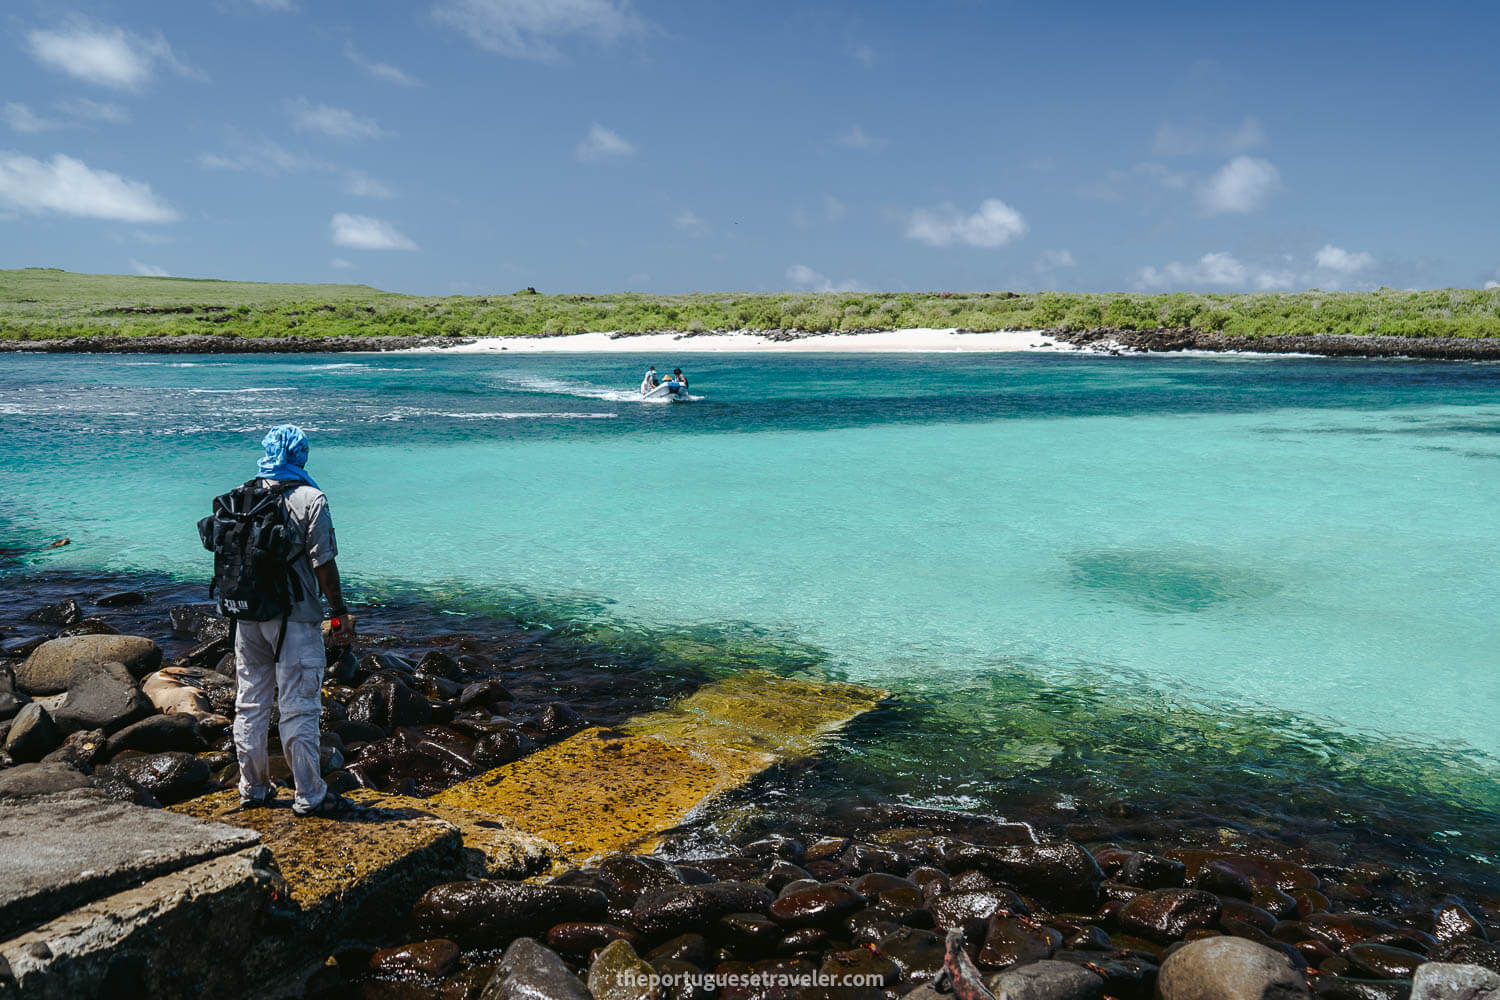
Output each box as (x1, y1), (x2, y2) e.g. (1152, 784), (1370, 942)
(4, 351), (1500, 830)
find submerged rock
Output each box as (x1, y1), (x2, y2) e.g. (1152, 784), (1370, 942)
(26, 598), (82, 627)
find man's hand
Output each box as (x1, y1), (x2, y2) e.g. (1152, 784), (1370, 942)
(329, 612), (356, 644)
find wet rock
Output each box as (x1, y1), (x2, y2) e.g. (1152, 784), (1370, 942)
(95, 751), (211, 805)
(90, 767), (161, 807)
(417, 651), (462, 681)
(646, 934), (709, 968)
(596, 855), (688, 909)
(982, 959), (1106, 1000)
(631, 883), (775, 938)
(348, 673), (432, 731)
(1433, 940), (1500, 973)
(52, 662), (152, 735)
(458, 679), (513, 712)
(929, 888), (1029, 935)
(95, 591), (147, 607)
(1118, 889), (1222, 944)
(804, 837), (849, 861)
(57, 619), (120, 638)
(719, 913), (781, 953)
(766, 861), (814, 892)
(1410, 961), (1500, 999)
(934, 839), (1102, 911)
(370, 939), (460, 981)
(41, 728), (107, 772)
(5, 703), (61, 762)
(481, 937), (590, 1000)
(768, 884), (865, 928)
(1121, 851), (1187, 889)
(1223, 899), (1281, 933)
(589, 939), (660, 1000)
(1312, 981), (1410, 999)
(26, 599), (82, 627)
(1433, 906), (1489, 945)
(1156, 936), (1309, 999)
(2, 636), (50, 663)
(1293, 890), (1331, 919)
(820, 947), (900, 986)
(16, 635), (162, 694)
(776, 927), (827, 956)
(874, 927), (946, 982)
(105, 713), (204, 757)
(1051, 950), (1159, 997)
(174, 635), (232, 671)
(1065, 925), (1114, 951)
(742, 836), (806, 864)
(415, 881), (608, 947)
(1341, 942), (1425, 980)
(537, 702), (584, 738)
(977, 913), (1063, 970)
(845, 909), (902, 945)
(0, 761), (93, 798)
(547, 922), (642, 961)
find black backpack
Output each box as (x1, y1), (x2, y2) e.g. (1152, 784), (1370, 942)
(198, 480), (307, 652)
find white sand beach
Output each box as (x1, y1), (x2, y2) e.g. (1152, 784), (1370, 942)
(423, 328), (1075, 354)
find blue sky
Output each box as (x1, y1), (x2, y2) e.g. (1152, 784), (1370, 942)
(1, 0), (1497, 296)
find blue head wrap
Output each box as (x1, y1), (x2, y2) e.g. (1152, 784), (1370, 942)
(257, 424), (319, 489)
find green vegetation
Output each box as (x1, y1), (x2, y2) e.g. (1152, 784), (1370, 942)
(5, 267), (1500, 340)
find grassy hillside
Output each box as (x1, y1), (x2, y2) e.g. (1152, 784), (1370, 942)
(4, 268), (1500, 340)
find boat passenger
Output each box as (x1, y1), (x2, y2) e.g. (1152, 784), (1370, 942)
(668, 368), (688, 394)
(641, 366), (659, 394)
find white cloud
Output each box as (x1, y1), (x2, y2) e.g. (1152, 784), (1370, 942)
(330, 213), (417, 250)
(130, 259), (169, 276)
(55, 97), (130, 124)
(3, 103), (57, 134)
(1153, 117), (1265, 157)
(1196, 156), (1280, 215)
(346, 170), (395, 198)
(434, 0), (645, 61)
(197, 138), (321, 175)
(835, 125), (884, 151)
(851, 43), (876, 68)
(26, 19), (199, 91)
(330, 257), (354, 269)
(1035, 249), (1076, 272)
(1254, 269), (1299, 290)
(287, 97), (388, 139)
(1487, 281), (1500, 290)
(576, 123), (635, 161)
(1314, 244), (1374, 274)
(906, 198), (1028, 249)
(0, 152), (178, 222)
(786, 264), (863, 293)
(248, 0), (297, 10)
(672, 209), (708, 236)
(345, 42), (420, 85)
(1138, 252), (1248, 289)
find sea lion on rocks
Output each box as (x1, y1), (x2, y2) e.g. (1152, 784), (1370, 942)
(141, 666), (234, 729)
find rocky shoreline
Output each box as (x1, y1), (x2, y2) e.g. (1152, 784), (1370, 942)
(4, 328), (1500, 359)
(2, 569), (1498, 999)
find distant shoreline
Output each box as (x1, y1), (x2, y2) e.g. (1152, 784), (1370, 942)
(5, 327), (1500, 359)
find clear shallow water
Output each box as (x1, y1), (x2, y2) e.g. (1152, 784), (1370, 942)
(3, 350), (1500, 832)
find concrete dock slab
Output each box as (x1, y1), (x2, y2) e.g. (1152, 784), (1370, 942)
(0, 789), (260, 939)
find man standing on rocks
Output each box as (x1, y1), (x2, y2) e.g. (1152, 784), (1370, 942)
(205, 425), (358, 818)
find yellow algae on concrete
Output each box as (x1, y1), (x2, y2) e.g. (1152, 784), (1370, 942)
(433, 671), (885, 862)
(173, 789), (462, 926)
(432, 727), (771, 860)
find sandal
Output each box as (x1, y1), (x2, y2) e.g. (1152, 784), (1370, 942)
(229, 788), (278, 812)
(293, 791), (362, 818)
